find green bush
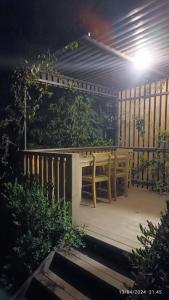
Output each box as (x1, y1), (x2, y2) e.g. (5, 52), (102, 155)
(129, 202), (169, 299)
(28, 91), (115, 147)
(3, 180), (85, 273)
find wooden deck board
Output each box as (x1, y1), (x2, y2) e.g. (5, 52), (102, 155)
(78, 187), (167, 252)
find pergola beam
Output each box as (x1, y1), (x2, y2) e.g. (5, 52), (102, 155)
(82, 36), (133, 63)
(38, 71), (116, 98)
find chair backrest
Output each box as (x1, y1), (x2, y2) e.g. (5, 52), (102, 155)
(91, 152), (112, 177)
(113, 149), (129, 170)
(92, 152), (112, 167)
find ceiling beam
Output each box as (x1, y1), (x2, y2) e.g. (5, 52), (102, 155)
(38, 71), (116, 98)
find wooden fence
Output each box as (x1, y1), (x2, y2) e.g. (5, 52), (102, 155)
(118, 78), (169, 148)
(130, 147), (169, 188)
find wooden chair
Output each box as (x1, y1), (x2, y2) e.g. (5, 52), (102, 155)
(82, 153), (112, 208)
(112, 149), (130, 200)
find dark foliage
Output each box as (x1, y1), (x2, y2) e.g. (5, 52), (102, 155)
(28, 88), (116, 148)
(129, 202), (169, 299)
(0, 179), (85, 292)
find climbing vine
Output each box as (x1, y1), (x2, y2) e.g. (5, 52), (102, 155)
(135, 116), (145, 137)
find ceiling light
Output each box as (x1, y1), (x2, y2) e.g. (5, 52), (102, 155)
(133, 48), (153, 70)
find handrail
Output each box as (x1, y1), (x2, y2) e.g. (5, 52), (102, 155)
(22, 146), (169, 154)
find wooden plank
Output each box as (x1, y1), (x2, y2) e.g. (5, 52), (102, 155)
(149, 91), (154, 148)
(144, 96), (149, 148)
(147, 83), (151, 148)
(124, 90), (127, 146)
(139, 92), (144, 148)
(142, 84), (145, 147)
(161, 80), (166, 134)
(153, 82), (157, 147)
(135, 91), (139, 148)
(84, 224), (140, 250)
(128, 88), (132, 147)
(121, 90), (126, 146)
(126, 89), (130, 147)
(72, 154), (82, 224)
(155, 81), (161, 146)
(158, 81), (162, 140)
(130, 88), (135, 148)
(138, 86), (141, 148)
(35, 273), (75, 300)
(85, 229), (133, 253)
(130, 99), (134, 147)
(118, 91), (122, 145)
(57, 249), (134, 291)
(165, 79), (169, 131)
(35, 271), (90, 300)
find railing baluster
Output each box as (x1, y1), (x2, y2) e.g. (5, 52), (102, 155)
(57, 157), (60, 203)
(63, 158), (66, 204)
(24, 154), (27, 175)
(51, 157), (55, 205)
(34, 154), (38, 177)
(48, 156), (53, 204)
(27, 154), (30, 177)
(29, 154), (33, 177)
(39, 155), (43, 186)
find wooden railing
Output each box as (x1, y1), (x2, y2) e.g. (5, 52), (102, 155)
(22, 151), (72, 204)
(21, 146), (169, 205)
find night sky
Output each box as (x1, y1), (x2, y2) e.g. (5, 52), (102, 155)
(0, 0), (145, 68)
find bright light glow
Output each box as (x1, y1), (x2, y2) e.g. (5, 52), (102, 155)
(133, 49), (153, 70)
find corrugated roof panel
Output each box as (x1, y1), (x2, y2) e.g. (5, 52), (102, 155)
(54, 0), (169, 89)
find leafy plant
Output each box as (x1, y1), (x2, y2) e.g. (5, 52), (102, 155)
(0, 53), (54, 183)
(1, 179), (85, 275)
(129, 202), (169, 299)
(28, 91), (115, 148)
(135, 117), (145, 137)
(153, 180), (169, 194)
(158, 131), (169, 148)
(133, 131), (169, 190)
(65, 41), (79, 50)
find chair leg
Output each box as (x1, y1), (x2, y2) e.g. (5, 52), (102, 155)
(92, 181), (96, 208)
(113, 176), (117, 200)
(124, 176), (128, 197)
(108, 178), (112, 203)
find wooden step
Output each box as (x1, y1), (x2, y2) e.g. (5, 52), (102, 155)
(56, 248), (133, 291)
(25, 272), (90, 300)
(50, 248), (134, 299)
(82, 234), (134, 279)
(13, 251), (89, 300)
(14, 246), (134, 300)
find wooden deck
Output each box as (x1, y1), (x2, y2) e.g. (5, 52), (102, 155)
(77, 187), (168, 253)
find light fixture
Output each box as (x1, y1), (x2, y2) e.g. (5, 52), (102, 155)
(132, 48), (153, 70)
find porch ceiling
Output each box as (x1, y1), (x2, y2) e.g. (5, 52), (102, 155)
(53, 0), (169, 89)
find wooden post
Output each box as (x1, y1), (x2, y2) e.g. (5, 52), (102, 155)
(71, 153), (82, 225)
